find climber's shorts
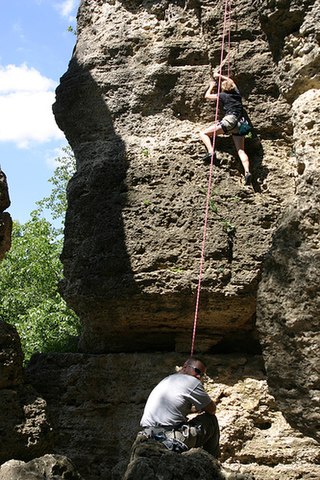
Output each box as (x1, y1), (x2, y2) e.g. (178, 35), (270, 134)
(219, 114), (240, 135)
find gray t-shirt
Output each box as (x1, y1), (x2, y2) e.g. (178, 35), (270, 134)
(140, 373), (212, 427)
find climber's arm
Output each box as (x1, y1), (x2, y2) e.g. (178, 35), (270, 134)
(213, 71), (237, 89)
(204, 81), (218, 101)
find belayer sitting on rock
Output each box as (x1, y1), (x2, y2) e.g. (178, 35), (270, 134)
(138, 357), (220, 456)
(200, 70), (252, 185)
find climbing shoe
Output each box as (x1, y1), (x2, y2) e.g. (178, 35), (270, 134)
(201, 152), (219, 165)
(201, 152), (212, 163)
(244, 172), (252, 185)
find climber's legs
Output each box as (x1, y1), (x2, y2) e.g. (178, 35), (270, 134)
(232, 135), (251, 180)
(200, 123), (224, 154)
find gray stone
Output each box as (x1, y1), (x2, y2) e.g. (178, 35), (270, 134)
(0, 169), (11, 261)
(256, 88), (320, 442)
(0, 384), (53, 463)
(0, 169), (10, 212)
(0, 2), (318, 480)
(0, 454), (83, 480)
(0, 321), (23, 389)
(124, 436), (254, 480)
(0, 323), (53, 463)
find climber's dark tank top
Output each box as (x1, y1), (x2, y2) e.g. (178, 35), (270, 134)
(219, 87), (243, 118)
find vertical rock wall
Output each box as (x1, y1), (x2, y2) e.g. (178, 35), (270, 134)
(47, 0), (320, 476)
(0, 169), (12, 261)
(54, 0), (296, 353)
(0, 320), (53, 463)
(256, 0), (320, 442)
(27, 352), (320, 480)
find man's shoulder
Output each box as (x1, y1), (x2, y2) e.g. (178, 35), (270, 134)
(166, 373), (202, 388)
(161, 372), (195, 381)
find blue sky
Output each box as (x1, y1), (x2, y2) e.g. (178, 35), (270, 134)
(0, 0), (80, 223)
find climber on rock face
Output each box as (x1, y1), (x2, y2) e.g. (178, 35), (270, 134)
(138, 357), (220, 456)
(199, 71), (252, 185)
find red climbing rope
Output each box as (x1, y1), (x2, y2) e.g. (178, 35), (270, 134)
(226, 0), (232, 77)
(190, 0), (233, 356)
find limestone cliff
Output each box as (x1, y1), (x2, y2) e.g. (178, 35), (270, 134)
(27, 352), (320, 480)
(54, 0), (294, 354)
(0, 321), (53, 464)
(256, 0), (320, 442)
(12, 0), (318, 479)
(53, 0), (319, 442)
(0, 455), (83, 480)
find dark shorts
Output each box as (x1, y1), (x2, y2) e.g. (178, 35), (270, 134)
(167, 412), (220, 457)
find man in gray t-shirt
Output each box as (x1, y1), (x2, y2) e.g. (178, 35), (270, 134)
(139, 357), (220, 456)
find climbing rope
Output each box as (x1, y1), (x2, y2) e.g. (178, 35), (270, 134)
(226, 0), (232, 77)
(190, 0), (233, 356)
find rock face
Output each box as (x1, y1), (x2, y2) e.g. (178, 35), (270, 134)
(27, 353), (320, 480)
(0, 321), (53, 464)
(0, 169), (12, 261)
(0, 454), (83, 480)
(53, 0), (296, 354)
(0, 320), (24, 389)
(2, 1), (315, 479)
(256, 92), (320, 442)
(256, 1), (320, 443)
(124, 439), (253, 480)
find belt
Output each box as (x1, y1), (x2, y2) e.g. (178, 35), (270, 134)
(142, 425), (183, 434)
(141, 426), (189, 453)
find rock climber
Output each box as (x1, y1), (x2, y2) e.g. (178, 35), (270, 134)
(199, 71), (252, 185)
(139, 356), (220, 456)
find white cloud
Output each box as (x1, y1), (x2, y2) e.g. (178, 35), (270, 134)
(59, 0), (74, 16)
(55, 0), (79, 20)
(0, 64), (55, 94)
(0, 64), (64, 148)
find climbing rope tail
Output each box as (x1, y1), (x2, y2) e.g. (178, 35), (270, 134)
(190, 0), (232, 356)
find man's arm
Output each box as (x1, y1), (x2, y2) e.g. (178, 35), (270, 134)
(203, 400), (216, 415)
(192, 399), (217, 415)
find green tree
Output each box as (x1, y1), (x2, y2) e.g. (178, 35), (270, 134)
(37, 145), (76, 234)
(0, 146), (80, 362)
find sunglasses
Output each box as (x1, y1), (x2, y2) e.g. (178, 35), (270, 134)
(190, 366), (205, 377)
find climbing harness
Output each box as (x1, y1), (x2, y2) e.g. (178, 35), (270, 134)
(191, 0), (233, 355)
(141, 426), (189, 453)
(238, 117), (252, 135)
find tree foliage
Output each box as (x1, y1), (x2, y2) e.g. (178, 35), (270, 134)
(0, 146), (80, 362)
(37, 145), (76, 234)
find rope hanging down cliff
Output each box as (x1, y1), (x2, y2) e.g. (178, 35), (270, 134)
(190, 0), (233, 356)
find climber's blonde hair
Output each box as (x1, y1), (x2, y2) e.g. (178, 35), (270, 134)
(221, 79), (235, 92)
